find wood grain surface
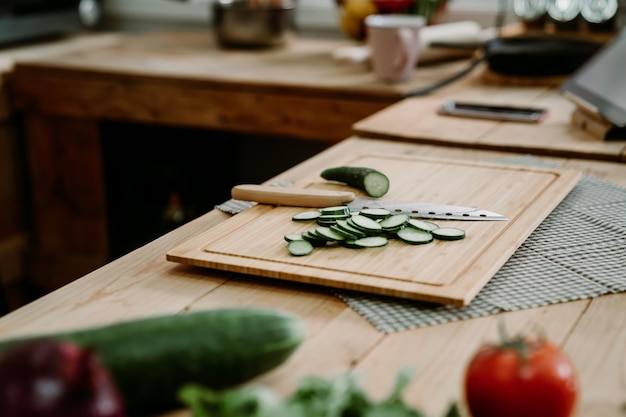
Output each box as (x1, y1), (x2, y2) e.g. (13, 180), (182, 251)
(3, 29), (625, 416)
(353, 84), (626, 162)
(9, 30), (472, 143)
(168, 152), (581, 305)
(0, 138), (623, 417)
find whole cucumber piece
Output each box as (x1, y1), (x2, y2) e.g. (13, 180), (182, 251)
(0, 307), (307, 415)
(321, 166), (390, 198)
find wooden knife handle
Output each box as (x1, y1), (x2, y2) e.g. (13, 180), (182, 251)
(231, 184), (355, 208)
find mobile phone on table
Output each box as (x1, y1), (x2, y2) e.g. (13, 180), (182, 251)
(438, 100), (548, 123)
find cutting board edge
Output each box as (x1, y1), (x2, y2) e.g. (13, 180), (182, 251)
(167, 248), (477, 306)
(167, 222), (486, 306)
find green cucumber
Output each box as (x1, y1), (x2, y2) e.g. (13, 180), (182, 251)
(359, 208), (391, 220)
(292, 210), (321, 222)
(335, 219), (367, 238)
(314, 226), (345, 242)
(320, 166), (390, 198)
(330, 224), (360, 240)
(349, 214), (383, 233)
(397, 227), (433, 245)
(379, 214), (409, 231)
(284, 233), (303, 242)
(432, 227), (466, 241)
(0, 308), (307, 415)
(319, 206), (351, 216)
(286, 205), (466, 255)
(353, 236), (388, 248)
(407, 219), (439, 232)
(301, 229), (328, 246)
(317, 214), (350, 225)
(288, 239), (315, 255)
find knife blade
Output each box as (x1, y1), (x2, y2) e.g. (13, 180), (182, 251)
(231, 184), (508, 221)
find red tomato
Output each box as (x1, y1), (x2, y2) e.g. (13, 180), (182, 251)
(464, 337), (579, 417)
(374, 0), (414, 12)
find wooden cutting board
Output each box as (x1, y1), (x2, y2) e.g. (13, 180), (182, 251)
(167, 153), (581, 306)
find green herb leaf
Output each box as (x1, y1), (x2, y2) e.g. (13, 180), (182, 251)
(178, 383), (288, 417)
(178, 368), (427, 417)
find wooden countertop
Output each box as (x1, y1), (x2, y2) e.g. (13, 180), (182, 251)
(8, 29), (473, 142)
(353, 70), (626, 163)
(9, 29), (471, 99)
(0, 137), (624, 417)
(8, 29), (626, 154)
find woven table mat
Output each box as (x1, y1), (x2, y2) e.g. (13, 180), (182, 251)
(334, 156), (626, 333)
(216, 156), (626, 333)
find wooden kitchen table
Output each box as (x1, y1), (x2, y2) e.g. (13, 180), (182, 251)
(0, 137), (623, 417)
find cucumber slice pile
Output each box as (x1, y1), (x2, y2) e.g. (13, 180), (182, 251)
(359, 208), (392, 220)
(407, 219), (439, 232)
(285, 206), (466, 256)
(350, 215), (383, 233)
(379, 214), (410, 232)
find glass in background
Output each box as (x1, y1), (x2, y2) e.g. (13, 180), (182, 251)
(547, 0), (581, 31)
(514, 0), (548, 29)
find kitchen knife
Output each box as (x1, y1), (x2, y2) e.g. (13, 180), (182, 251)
(231, 184), (508, 221)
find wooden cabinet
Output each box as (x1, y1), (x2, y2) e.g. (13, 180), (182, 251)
(0, 74), (28, 311)
(0, 32), (124, 309)
(20, 113), (108, 292)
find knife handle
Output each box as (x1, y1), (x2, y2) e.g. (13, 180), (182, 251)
(231, 184), (355, 208)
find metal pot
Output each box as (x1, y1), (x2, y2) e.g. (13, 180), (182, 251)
(212, 0), (296, 48)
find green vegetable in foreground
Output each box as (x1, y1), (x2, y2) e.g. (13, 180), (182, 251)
(179, 368), (433, 417)
(321, 166), (390, 198)
(0, 308), (307, 416)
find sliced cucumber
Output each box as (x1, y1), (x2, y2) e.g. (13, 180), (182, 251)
(340, 240), (365, 249)
(317, 214), (350, 226)
(319, 206), (351, 216)
(335, 219), (367, 238)
(359, 208), (391, 221)
(379, 214), (409, 231)
(314, 226), (345, 242)
(288, 239), (314, 256)
(353, 236), (388, 248)
(316, 220), (338, 227)
(320, 166), (390, 198)
(301, 230), (327, 246)
(397, 228), (433, 245)
(349, 214), (383, 233)
(285, 205), (465, 254)
(284, 233), (303, 242)
(432, 227), (466, 241)
(292, 210), (321, 222)
(407, 219), (439, 232)
(330, 225), (360, 240)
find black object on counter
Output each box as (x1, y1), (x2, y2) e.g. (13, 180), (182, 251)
(484, 35), (603, 76)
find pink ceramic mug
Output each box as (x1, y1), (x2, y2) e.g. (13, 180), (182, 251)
(365, 14), (426, 83)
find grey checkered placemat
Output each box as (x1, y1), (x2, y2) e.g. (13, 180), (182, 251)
(335, 156), (626, 333)
(217, 156), (626, 333)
